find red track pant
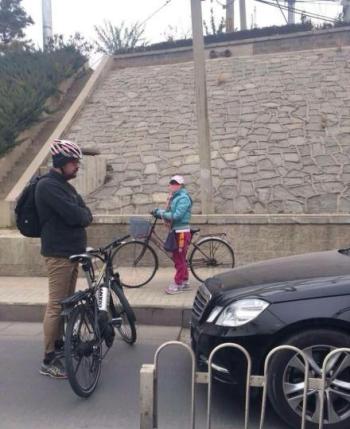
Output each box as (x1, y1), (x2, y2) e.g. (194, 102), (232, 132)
(172, 231), (191, 285)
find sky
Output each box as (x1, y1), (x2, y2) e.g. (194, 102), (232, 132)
(22, 0), (343, 50)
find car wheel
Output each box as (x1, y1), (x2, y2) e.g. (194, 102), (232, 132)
(267, 329), (350, 429)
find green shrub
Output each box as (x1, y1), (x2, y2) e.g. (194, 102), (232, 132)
(0, 37), (88, 155)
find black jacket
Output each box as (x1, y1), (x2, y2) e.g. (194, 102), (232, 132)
(35, 170), (93, 257)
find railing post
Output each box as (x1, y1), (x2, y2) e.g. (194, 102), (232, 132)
(259, 346), (310, 429)
(154, 341), (196, 429)
(318, 347), (350, 429)
(207, 343), (252, 429)
(140, 364), (156, 429)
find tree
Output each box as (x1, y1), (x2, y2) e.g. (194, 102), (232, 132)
(203, 1), (225, 36)
(161, 25), (191, 42)
(0, 0), (33, 45)
(94, 21), (146, 55)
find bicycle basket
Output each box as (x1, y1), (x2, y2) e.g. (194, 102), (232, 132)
(129, 217), (151, 239)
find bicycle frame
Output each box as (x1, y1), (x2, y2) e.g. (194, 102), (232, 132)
(61, 235), (129, 338)
(144, 217), (173, 259)
(140, 217), (230, 259)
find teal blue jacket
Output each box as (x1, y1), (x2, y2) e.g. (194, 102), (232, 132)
(162, 188), (192, 230)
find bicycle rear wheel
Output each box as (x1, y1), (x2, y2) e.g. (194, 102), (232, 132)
(189, 237), (235, 282)
(112, 240), (158, 288)
(64, 304), (102, 398)
(110, 283), (137, 344)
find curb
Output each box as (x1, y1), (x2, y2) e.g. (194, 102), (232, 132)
(0, 303), (192, 328)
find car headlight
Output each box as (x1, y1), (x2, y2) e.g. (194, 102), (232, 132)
(209, 299), (270, 327)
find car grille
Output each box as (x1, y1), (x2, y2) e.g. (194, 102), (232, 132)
(192, 284), (212, 321)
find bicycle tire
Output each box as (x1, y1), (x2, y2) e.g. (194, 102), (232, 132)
(64, 304), (102, 398)
(110, 283), (137, 344)
(112, 240), (158, 288)
(189, 237), (235, 282)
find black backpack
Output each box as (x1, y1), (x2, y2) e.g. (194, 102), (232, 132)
(15, 176), (42, 238)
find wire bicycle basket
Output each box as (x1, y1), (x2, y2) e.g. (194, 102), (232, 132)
(129, 217), (152, 239)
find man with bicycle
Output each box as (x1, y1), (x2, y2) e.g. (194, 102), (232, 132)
(35, 139), (93, 379)
(154, 175), (193, 295)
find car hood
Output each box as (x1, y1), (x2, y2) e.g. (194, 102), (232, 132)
(206, 248), (350, 304)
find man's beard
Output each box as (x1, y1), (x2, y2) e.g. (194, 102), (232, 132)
(64, 171), (77, 180)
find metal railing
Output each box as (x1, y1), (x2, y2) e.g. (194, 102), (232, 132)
(140, 341), (350, 429)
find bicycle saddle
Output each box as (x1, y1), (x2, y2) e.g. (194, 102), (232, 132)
(191, 228), (200, 235)
(69, 253), (92, 264)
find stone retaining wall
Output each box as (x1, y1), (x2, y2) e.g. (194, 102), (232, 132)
(66, 47), (350, 215)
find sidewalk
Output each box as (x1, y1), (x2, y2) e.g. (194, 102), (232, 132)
(0, 268), (199, 327)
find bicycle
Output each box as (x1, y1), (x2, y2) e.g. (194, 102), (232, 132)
(112, 214), (235, 288)
(60, 235), (137, 398)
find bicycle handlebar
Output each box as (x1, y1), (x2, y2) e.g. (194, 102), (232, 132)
(88, 234), (130, 257)
(102, 234), (130, 251)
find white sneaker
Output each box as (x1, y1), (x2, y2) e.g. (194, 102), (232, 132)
(165, 283), (183, 295)
(180, 281), (191, 291)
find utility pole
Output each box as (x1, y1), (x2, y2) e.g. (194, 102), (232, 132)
(190, 0), (214, 214)
(287, 0), (296, 24)
(239, 0), (247, 30)
(42, 0), (53, 50)
(343, 0), (350, 23)
(226, 0), (235, 33)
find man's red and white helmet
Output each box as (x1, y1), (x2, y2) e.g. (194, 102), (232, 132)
(50, 139), (82, 168)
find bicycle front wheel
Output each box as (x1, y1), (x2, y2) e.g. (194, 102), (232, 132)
(189, 237), (235, 282)
(112, 240), (158, 288)
(64, 304), (102, 398)
(110, 283), (137, 344)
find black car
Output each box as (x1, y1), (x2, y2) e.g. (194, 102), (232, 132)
(191, 248), (350, 429)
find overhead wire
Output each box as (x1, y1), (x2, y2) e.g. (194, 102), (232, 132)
(276, 0), (289, 23)
(139, 0), (174, 27)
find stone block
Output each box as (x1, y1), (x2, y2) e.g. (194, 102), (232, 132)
(315, 155), (336, 167)
(284, 200), (304, 213)
(232, 196), (252, 213)
(257, 188), (271, 203)
(223, 152), (239, 162)
(258, 159), (274, 170)
(184, 155), (199, 164)
(322, 182), (344, 193)
(339, 198), (350, 212)
(284, 153), (300, 163)
(221, 168), (237, 179)
(240, 181), (254, 196)
(124, 179), (142, 187)
(283, 177), (304, 186)
(144, 164), (158, 175)
(115, 187), (133, 197)
(269, 123), (285, 132)
(268, 200), (284, 213)
(307, 194), (338, 213)
(143, 156), (160, 164)
(253, 202), (268, 213)
(273, 185), (296, 200)
(152, 193), (168, 203)
(239, 165), (257, 174)
(132, 194), (151, 205)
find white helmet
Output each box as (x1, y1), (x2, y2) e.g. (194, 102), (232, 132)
(50, 139), (82, 167)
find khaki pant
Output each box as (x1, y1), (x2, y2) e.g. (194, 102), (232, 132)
(44, 257), (79, 354)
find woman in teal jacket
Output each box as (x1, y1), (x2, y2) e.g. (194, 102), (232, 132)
(155, 175), (193, 294)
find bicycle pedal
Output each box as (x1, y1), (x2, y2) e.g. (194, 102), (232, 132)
(111, 317), (122, 327)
